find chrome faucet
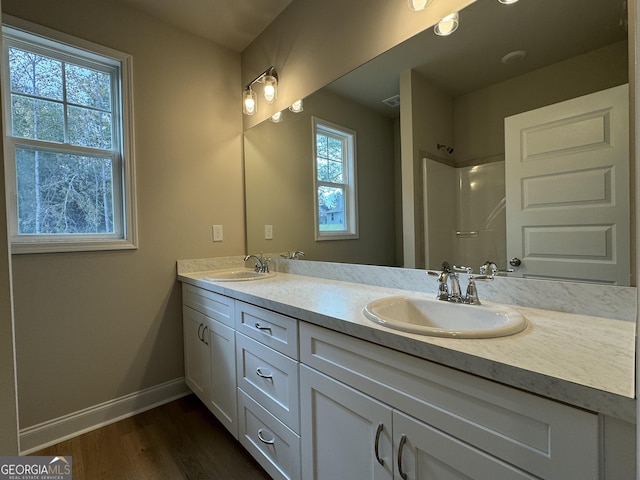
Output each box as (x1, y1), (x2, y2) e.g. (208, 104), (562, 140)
(428, 263), (491, 305)
(244, 254), (270, 273)
(280, 250), (305, 260)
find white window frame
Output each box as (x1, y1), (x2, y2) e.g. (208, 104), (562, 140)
(312, 117), (358, 241)
(1, 16), (137, 254)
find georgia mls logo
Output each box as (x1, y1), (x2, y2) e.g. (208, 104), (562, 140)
(0, 456), (72, 479)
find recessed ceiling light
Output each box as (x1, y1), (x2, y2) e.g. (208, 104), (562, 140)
(501, 50), (527, 65)
(498, 0), (519, 4)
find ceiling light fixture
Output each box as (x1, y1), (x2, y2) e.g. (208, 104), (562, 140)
(270, 111), (283, 123)
(407, 0), (433, 11)
(289, 99), (304, 113)
(242, 66), (278, 116)
(434, 12), (459, 36)
(498, 0), (519, 4)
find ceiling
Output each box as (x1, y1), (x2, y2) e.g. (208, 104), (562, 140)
(111, 0), (294, 52)
(327, 0), (628, 117)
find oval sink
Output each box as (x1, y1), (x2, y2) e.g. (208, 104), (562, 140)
(203, 269), (276, 282)
(363, 296), (527, 338)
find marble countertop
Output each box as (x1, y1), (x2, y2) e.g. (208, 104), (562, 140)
(178, 269), (636, 422)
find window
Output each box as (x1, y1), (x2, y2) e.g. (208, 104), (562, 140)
(312, 117), (358, 240)
(2, 17), (137, 253)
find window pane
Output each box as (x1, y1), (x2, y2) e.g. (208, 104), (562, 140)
(327, 137), (343, 161)
(327, 158), (343, 183)
(68, 106), (113, 149)
(316, 134), (328, 159)
(9, 47), (63, 100)
(318, 185), (345, 231)
(66, 64), (112, 111)
(15, 147), (114, 235)
(11, 94), (64, 142)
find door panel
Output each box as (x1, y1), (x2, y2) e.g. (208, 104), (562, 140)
(505, 84), (629, 284)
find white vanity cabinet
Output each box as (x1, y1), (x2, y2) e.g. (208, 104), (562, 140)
(299, 322), (600, 480)
(182, 284), (238, 438)
(235, 301), (301, 480)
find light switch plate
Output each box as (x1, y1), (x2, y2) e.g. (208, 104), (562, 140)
(265, 224), (273, 240)
(212, 225), (223, 242)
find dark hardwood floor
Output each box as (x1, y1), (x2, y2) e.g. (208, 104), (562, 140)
(32, 394), (272, 480)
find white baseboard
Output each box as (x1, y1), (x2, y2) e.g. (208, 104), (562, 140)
(19, 377), (191, 454)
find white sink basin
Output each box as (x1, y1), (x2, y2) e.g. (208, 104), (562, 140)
(363, 296), (527, 338)
(203, 269), (276, 282)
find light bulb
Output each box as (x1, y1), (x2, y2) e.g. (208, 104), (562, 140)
(263, 75), (277, 103)
(407, 0), (432, 11)
(289, 99), (304, 113)
(243, 88), (257, 115)
(434, 12), (459, 36)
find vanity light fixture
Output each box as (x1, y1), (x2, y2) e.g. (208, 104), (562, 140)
(434, 12), (459, 36)
(243, 87), (257, 115)
(270, 111), (283, 123)
(289, 99), (304, 113)
(242, 66), (278, 116)
(407, 0), (432, 11)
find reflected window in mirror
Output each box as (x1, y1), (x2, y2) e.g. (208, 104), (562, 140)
(313, 117), (358, 241)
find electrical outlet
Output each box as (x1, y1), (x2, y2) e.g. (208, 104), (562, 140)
(212, 225), (223, 242)
(264, 224), (273, 240)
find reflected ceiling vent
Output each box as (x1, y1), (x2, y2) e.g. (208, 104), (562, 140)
(382, 94), (401, 108)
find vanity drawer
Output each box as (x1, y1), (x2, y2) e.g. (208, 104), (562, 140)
(300, 322), (599, 480)
(236, 333), (300, 432)
(237, 388), (300, 480)
(235, 301), (298, 358)
(182, 284), (234, 328)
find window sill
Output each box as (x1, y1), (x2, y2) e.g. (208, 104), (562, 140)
(10, 238), (138, 255)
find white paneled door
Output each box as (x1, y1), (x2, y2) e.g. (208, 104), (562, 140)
(505, 84), (630, 284)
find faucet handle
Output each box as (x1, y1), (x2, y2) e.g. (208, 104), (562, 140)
(465, 277), (481, 305)
(427, 270), (450, 300)
(452, 265), (473, 274)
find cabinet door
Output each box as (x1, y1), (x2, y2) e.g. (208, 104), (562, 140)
(393, 410), (536, 480)
(183, 305), (210, 403)
(206, 316), (238, 439)
(300, 365), (393, 480)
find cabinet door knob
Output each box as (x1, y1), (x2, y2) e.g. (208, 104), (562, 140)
(397, 434), (408, 480)
(257, 428), (275, 445)
(256, 367), (274, 379)
(374, 423), (385, 466)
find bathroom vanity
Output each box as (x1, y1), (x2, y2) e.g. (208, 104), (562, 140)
(177, 258), (636, 480)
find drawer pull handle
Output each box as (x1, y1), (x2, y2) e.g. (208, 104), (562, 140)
(257, 428), (275, 445)
(398, 434), (408, 480)
(256, 367), (273, 379)
(374, 423), (385, 466)
(202, 325), (209, 346)
(255, 323), (272, 334)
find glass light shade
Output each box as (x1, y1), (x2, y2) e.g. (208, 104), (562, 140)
(262, 75), (278, 103)
(289, 99), (304, 113)
(270, 111), (283, 123)
(243, 88), (257, 115)
(407, 0), (432, 11)
(434, 12), (459, 36)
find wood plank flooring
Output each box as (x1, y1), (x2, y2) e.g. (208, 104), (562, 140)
(32, 394), (272, 480)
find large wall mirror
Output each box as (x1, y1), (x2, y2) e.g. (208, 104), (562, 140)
(244, 0), (631, 285)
